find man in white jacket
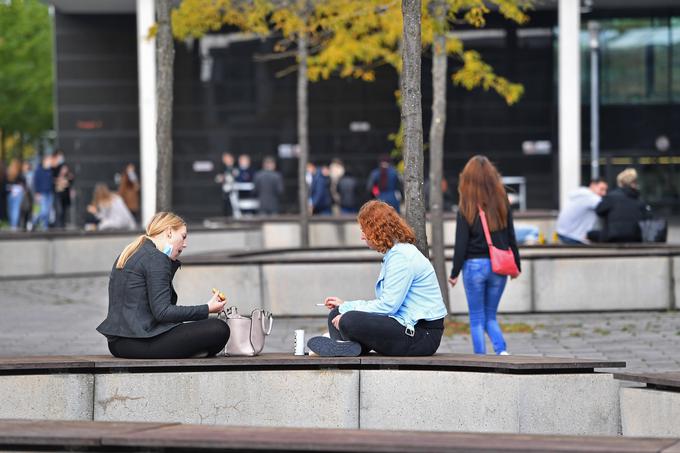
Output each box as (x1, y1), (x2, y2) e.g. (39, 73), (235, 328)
(556, 178), (608, 244)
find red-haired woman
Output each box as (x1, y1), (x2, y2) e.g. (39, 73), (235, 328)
(307, 200), (447, 356)
(448, 155), (521, 355)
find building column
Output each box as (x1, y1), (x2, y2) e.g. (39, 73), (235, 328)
(136, 0), (157, 225)
(558, 0), (581, 209)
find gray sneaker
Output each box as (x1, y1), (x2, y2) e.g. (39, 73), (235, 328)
(307, 336), (362, 357)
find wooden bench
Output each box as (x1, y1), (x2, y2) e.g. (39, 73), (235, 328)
(1, 419), (679, 452)
(614, 371), (680, 392)
(615, 371), (680, 437)
(0, 353), (625, 374)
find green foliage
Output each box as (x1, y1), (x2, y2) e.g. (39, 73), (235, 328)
(0, 0), (53, 142)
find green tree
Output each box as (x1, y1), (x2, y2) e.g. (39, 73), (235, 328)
(0, 0), (53, 161)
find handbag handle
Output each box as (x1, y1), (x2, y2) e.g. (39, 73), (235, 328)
(477, 205), (493, 248)
(260, 310), (273, 336)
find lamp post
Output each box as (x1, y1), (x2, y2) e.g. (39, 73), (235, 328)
(589, 20), (600, 179)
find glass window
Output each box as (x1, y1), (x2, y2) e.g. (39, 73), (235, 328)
(672, 17), (680, 101)
(581, 17), (673, 105)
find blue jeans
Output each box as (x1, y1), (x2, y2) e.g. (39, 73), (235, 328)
(462, 258), (507, 354)
(7, 188), (24, 229)
(33, 192), (53, 230)
(557, 234), (585, 245)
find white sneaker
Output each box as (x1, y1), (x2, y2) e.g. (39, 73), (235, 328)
(499, 351), (510, 356)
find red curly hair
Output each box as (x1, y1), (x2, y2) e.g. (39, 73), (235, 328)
(357, 200), (415, 253)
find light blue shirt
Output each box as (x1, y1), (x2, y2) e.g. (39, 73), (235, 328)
(339, 242), (447, 333)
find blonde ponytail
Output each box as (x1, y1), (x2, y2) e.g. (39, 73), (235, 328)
(116, 235), (147, 269)
(115, 211), (186, 269)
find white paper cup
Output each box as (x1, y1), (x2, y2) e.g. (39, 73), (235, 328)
(294, 329), (305, 355)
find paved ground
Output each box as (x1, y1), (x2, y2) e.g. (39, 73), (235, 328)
(1, 275), (679, 373)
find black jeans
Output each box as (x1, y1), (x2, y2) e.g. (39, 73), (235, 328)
(327, 307), (444, 356)
(108, 318), (229, 359)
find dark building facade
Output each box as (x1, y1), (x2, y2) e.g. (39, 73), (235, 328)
(53, 6), (680, 221)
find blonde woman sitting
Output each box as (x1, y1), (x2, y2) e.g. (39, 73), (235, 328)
(97, 212), (229, 358)
(86, 183), (136, 231)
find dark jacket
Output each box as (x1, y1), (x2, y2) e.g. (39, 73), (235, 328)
(254, 169), (284, 214)
(310, 171), (332, 213)
(450, 208), (521, 279)
(337, 174), (359, 210)
(33, 165), (54, 194)
(96, 239), (208, 339)
(367, 166), (402, 212)
(595, 187), (648, 242)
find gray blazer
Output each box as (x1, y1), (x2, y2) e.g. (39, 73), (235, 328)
(96, 239), (208, 339)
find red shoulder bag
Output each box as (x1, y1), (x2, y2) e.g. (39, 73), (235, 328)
(478, 206), (520, 278)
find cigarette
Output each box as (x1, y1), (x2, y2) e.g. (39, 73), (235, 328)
(315, 303), (326, 306)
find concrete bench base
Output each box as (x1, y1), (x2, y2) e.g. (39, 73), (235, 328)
(95, 370), (360, 428)
(0, 374), (93, 420)
(621, 387), (680, 437)
(360, 370), (619, 435)
(0, 368), (620, 435)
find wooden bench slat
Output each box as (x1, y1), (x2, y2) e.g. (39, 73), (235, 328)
(91, 353), (362, 369)
(2, 420), (678, 452)
(99, 423), (680, 452)
(0, 356), (94, 371)
(614, 371), (680, 390)
(0, 353), (625, 374)
(662, 440), (680, 453)
(0, 419), (176, 447)
(359, 354), (626, 370)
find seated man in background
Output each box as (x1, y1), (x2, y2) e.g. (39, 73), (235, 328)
(556, 178), (608, 244)
(590, 168), (649, 243)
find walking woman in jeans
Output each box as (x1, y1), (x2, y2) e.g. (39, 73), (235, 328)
(448, 156), (521, 355)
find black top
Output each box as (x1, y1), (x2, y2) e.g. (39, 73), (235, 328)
(596, 187), (649, 242)
(450, 208), (521, 279)
(96, 239), (209, 339)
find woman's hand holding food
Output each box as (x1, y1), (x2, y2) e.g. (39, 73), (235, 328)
(208, 288), (227, 313)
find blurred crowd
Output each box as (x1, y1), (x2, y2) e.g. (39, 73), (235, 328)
(0, 149), (664, 244)
(0, 150), (140, 233)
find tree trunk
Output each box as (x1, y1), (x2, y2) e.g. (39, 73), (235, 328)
(155, 0), (174, 212)
(429, 1), (450, 308)
(297, 32), (310, 248)
(0, 128), (5, 163)
(401, 0), (427, 257)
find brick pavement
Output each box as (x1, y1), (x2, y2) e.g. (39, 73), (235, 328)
(1, 276), (679, 373)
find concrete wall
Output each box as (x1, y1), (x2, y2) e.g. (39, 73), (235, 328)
(0, 239), (51, 277)
(673, 256), (679, 310)
(621, 387), (680, 437)
(174, 254), (676, 315)
(360, 370), (620, 435)
(0, 374), (93, 420)
(173, 264), (263, 313)
(0, 369), (618, 435)
(534, 257), (671, 311)
(0, 229), (260, 278)
(94, 370), (360, 428)
(261, 263), (379, 315)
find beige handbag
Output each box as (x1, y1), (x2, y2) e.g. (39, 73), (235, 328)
(219, 307), (273, 356)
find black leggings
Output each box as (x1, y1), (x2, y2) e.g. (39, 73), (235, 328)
(108, 319), (230, 359)
(328, 308), (444, 356)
